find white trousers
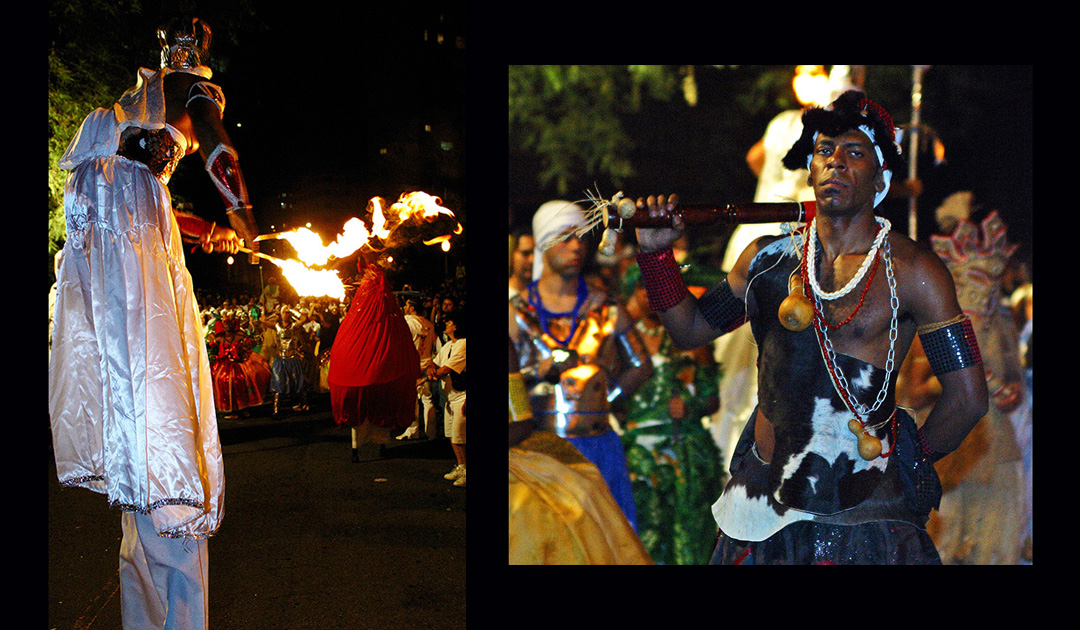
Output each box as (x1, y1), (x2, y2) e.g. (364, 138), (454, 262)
(120, 512), (209, 630)
(400, 381), (438, 439)
(422, 387), (438, 438)
(445, 391), (465, 444)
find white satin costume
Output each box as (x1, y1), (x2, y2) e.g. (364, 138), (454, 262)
(49, 67), (224, 539)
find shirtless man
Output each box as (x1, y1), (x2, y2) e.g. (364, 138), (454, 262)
(633, 91), (987, 564)
(510, 201), (653, 532)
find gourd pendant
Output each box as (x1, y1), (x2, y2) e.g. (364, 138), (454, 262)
(847, 418), (882, 461)
(779, 273), (814, 332)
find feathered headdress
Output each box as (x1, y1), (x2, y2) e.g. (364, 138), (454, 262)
(931, 210), (1018, 319)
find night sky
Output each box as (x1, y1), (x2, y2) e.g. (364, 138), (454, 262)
(101, 1), (468, 295)
(509, 65), (1033, 280)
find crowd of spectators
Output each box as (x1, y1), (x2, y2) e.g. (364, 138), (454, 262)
(196, 265), (465, 423)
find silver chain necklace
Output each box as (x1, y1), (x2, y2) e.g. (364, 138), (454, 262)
(811, 235), (899, 422)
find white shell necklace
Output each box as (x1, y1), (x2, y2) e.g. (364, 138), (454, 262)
(807, 216), (891, 301)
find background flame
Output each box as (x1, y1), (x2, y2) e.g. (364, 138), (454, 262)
(268, 191), (461, 299)
(273, 258), (345, 300)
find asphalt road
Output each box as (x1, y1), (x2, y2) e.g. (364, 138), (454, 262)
(47, 399), (466, 629)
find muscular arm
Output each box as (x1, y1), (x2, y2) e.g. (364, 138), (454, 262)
(650, 236), (774, 351)
(905, 247), (988, 454)
(169, 74), (259, 251)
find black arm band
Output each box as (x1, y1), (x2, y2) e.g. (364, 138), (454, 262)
(698, 278), (748, 334)
(918, 315), (983, 376)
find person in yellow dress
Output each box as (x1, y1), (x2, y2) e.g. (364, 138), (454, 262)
(509, 342), (652, 564)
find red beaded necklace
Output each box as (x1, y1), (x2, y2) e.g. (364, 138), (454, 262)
(799, 226), (880, 330)
(800, 227), (896, 459)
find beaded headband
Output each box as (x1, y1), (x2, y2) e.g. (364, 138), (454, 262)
(783, 90), (905, 208)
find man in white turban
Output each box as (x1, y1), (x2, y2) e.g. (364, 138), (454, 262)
(509, 200), (653, 532)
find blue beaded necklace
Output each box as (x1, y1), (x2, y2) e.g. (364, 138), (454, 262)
(526, 276), (588, 347)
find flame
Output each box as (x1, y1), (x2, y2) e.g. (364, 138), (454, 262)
(793, 64), (830, 107)
(264, 190), (461, 299)
(392, 191), (455, 220)
(423, 233), (453, 250)
(277, 191), (460, 266)
(272, 258), (346, 300)
(370, 197), (391, 240)
(279, 227), (332, 266)
(422, 217), (463, 252)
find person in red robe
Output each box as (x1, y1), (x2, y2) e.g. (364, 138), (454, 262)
(210, 314), (271, 417)
(328, 251), (422, 461)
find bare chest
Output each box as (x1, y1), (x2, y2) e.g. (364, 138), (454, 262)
(809, 251), (909, 364)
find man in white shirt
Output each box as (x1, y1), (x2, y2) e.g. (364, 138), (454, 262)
(399, 298), (437, 440)
(431, 311), (466, 487)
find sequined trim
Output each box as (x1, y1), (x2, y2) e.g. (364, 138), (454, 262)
(916, 313), (966, 334)
(109, 496), (206, 514)
(59, 476), (210, 538)
(59, 475), (104, 487)
(918, 315), (982, 375)
(187, 81), (226, 116)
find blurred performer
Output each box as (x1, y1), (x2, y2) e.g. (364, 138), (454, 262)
(261, 274), (283, 313)
(509, 201), (653, 531)
(922, 210), (1026, 564)
(270, 307), (308, 417)
(49, 14), (259, 629)
(1010, 280), (1032, 563)
(634, 91), (987, 564)
(508, 228), (535, 301)
(329, 251), (421, 461)
(620, 264), (724, 565)
(509, 340), (653, 564)
(398, 298), (437, 440)
(432, 311), (467, 486)
(210, 313), (271, 417)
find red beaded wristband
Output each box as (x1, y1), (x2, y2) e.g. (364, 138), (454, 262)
(636, 248), (689, 312)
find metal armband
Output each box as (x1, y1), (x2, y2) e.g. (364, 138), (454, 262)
(698, 278), (748, 334)
(918, 314), (983, 376)
(614, 325), (649, 369)
(205, 143), (250, 211)
(187, 81), (226, 117)
(512, 309), (553, 362)
(509, 372), (532, 423)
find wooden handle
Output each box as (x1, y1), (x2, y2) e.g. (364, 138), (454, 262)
(609, 201), (816, 228)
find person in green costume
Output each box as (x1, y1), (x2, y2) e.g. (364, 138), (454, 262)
(619, 260), (727, 564)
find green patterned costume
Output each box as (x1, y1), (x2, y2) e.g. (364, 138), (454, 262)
(621, 320), (726, 565)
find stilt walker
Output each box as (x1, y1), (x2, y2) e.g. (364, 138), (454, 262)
(50, 11), (259, 627)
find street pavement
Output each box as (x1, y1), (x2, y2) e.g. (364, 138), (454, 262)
(48, 398), (466, 629)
